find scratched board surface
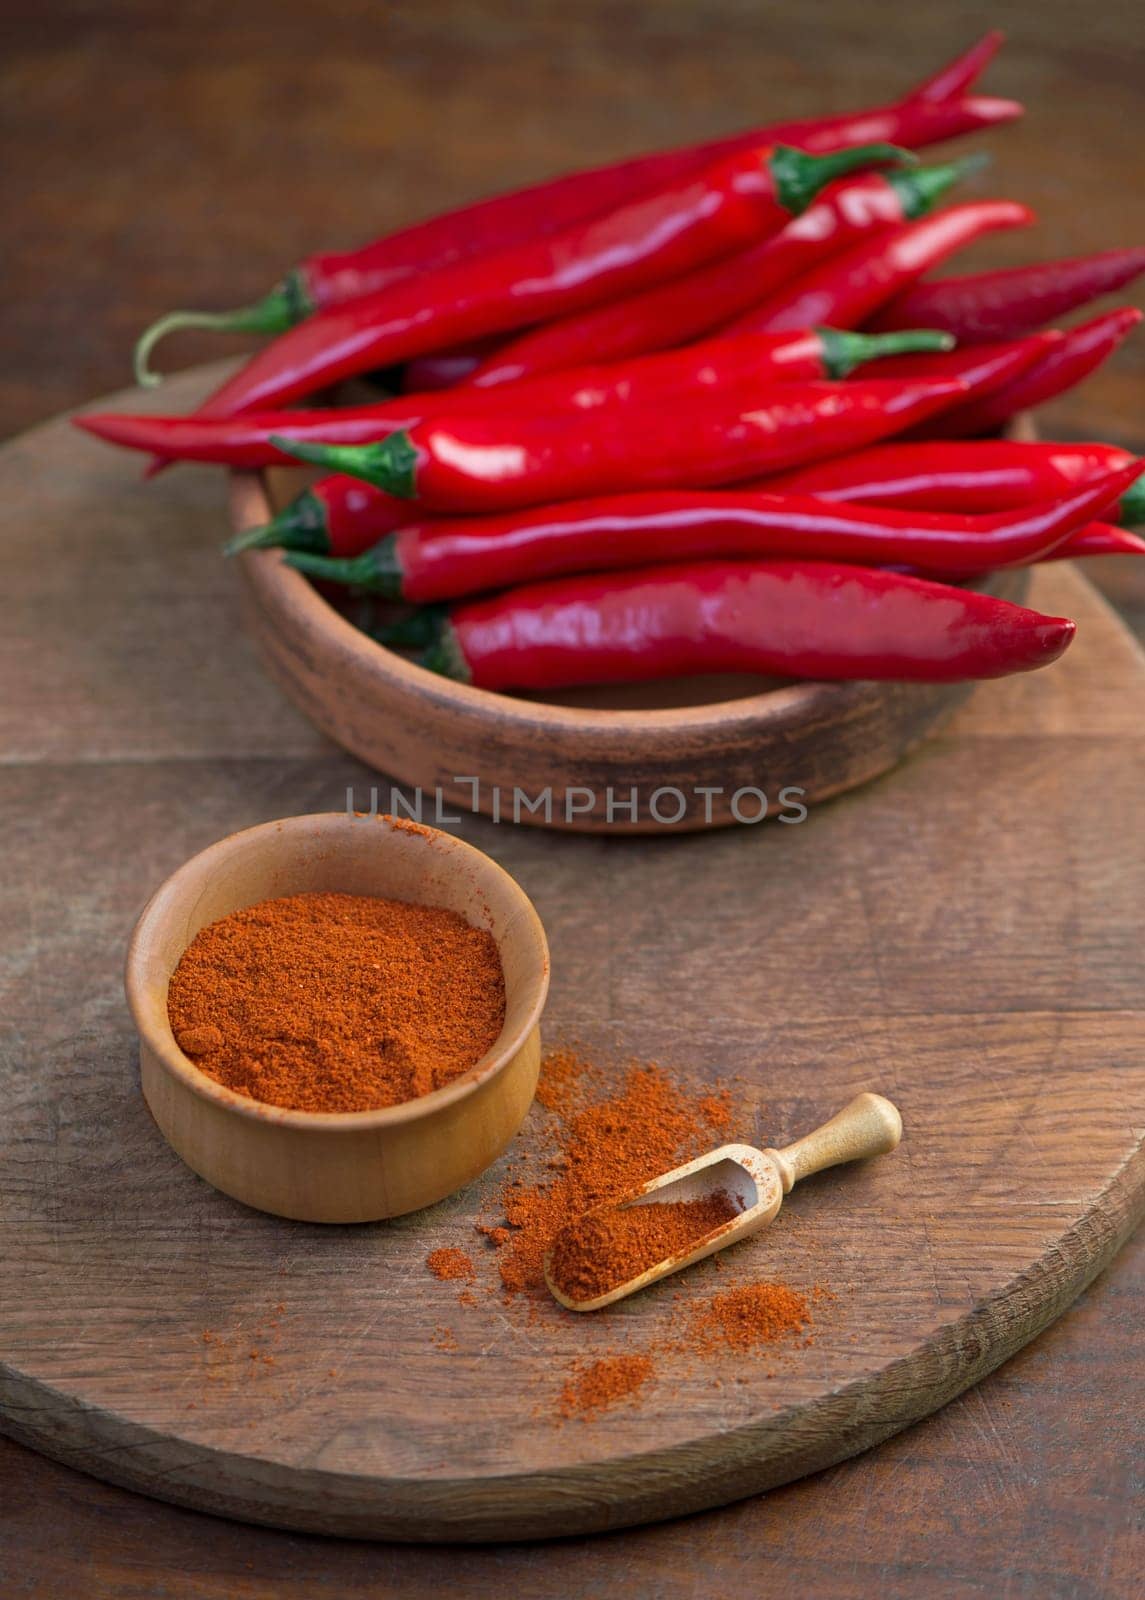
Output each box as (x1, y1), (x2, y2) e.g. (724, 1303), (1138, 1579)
(0, 371), (1142, 1540)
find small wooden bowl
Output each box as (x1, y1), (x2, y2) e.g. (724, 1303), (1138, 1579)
(124, 812), (550, 1223)
(229, 428), (1033, 834)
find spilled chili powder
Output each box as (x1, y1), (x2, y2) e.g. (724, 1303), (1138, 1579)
(492, 1053), (733, 1299)
(416, 1046), (822, 1422)
(688, 1282), (812, 1352)
(558, 1355), (653, 1420)
(167, 891), (505, 1112)
(547, 1191), (742, 1302)
(426, 1247), (475, 1282)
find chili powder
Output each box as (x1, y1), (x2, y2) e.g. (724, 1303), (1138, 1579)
(426, 1247), (476, 1282)
(558, 1355), (654, 1420)
(167, 891), (505, 1112)
(492, 1055), (733, 1298)
(546, 1191), (743, 1302)
(689, 1282), (812, 1351)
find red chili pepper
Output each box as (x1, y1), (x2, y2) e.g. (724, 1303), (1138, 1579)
(467, 159), (981, 388)
(762, 439), (1145, 524)
(132, 34), (1017, 380)
(403, 559), (1074, 690)
(911, 29), (1006, 101)
(886, 520), (1144, 580)
(223, 325), (953, 556)
(84, 325), (952, 474)
(183, 143), (914, 422)
(722, 202), (1034, 336)
(78, 398), (433, 469)
(1057, 525), (1145, 558)
(869, 248), (1145, 341)
(256, 434), (1145, 567)
(923, 308), (1143, 438)
(284, 465), (1141, 601)
(271, 374), (968, 514)
(85, 320), (953, 480)
(853, 333), (1065, 444)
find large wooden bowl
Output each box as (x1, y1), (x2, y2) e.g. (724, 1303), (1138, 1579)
(229, 452), (1032, 834)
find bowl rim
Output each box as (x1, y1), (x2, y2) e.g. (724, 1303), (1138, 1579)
(124, 811), (551, 1132)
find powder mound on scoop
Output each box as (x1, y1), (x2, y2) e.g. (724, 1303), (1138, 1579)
(547, 1190), (743, 1301)
(167, 891), (506, 1112)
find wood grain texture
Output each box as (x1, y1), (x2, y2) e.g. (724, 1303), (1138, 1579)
(2, 0), (1143, 1585)
(2, 1230), (1142, 1600)
(0, 383), (1143, 1543)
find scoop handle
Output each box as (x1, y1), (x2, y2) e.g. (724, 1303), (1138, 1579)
(763, 1092), (902, 1194)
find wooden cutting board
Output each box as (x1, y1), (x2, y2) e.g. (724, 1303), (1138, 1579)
(0, 370), (1142, 1542)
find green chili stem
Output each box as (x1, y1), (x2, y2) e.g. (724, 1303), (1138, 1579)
(133, 272), (310, 387)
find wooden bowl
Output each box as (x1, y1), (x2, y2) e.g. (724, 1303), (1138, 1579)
(124, 812), (550, 1223)
(229, 458), (1031, 835)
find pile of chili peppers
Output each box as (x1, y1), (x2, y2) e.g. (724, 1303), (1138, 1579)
(80, 32), (1145, 693)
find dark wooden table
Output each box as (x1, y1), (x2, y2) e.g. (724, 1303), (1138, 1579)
(3, 3), (1143, 1593)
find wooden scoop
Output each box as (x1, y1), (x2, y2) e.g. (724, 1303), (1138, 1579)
(544, 1091), (902, 1311)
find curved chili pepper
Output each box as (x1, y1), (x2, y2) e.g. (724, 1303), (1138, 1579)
(87, 325), (952, 475)
(78, 398), (431, 469)
(722, 201), (1034, 336)
(403, 559), (1074, 690)
(132, 35), (1017, 381)
(912, 29), (1006, 101)
(271, 374), (968, 515)
(869, 247), (1145, 341)
(924, 308), (1143, 438)
(898, 523), (1145, 579)
(284, 465), (1141, 601)
(184, 142), (914, 422)
(856, 332), (1064, 441)
(468, 159), (982, 388)
(763, 440), (1145, 524)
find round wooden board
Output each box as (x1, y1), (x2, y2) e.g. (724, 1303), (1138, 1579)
(1, 370), (1143, 1542)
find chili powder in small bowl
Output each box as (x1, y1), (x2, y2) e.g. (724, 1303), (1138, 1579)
(125, 812), (549, 1222)
(167, 891), (508, 1114)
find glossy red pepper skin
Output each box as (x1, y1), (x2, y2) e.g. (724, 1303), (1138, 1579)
(274, 375), (968, 515)
(923, 308), (1144, 438)
(295, 37), (1017, 310)
(77, 399), (433, 468)
(467, 162), (975, 389)
(80, 326), (946, 469)
(763, 440), (1145, 523)
(857, 332), (1065, 442)
(1060, 525), (1145, 558)
(193, 142), (909, 421)
(417, 558), (1074, 690)
(723, 202), (1034, 336)
(870, 248), (1145, 341)
(287, 465), (1140, 601)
